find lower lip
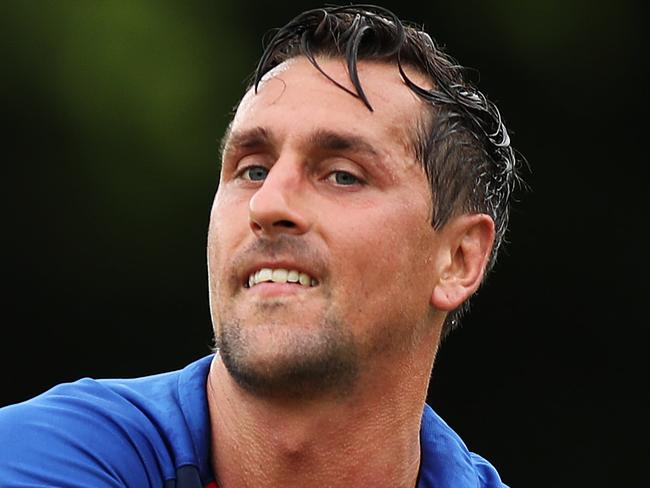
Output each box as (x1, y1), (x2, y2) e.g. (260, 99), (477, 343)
(246, 282), (316, 297)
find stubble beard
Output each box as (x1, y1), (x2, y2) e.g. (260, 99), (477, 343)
(215, 306), (360, 401)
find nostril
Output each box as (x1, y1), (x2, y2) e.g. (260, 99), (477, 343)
(274, 220), (296, 228)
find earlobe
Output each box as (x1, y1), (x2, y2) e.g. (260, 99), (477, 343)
(430, 214), (495, 312)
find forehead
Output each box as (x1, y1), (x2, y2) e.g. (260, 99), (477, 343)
(229, 57), (429, 158)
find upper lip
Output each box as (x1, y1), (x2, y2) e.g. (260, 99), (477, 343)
(241, 260), (321, 287)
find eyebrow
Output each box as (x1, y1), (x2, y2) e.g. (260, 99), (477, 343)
(309, 129), (392, 176)
(307, 129), (380, 158)
(221, 126), (272, 158)
(223, 126), (382, 161)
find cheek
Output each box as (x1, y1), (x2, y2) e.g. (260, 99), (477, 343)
(207, 192), (249, 281)
(209, 188), (250, 241)
(333, 209), (435, 315)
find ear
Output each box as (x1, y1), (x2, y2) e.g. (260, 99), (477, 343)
(430, 214), (495, 311)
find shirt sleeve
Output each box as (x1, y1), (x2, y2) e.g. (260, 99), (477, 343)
(470, 452), (509, 488)
(0, 379), (169, 487)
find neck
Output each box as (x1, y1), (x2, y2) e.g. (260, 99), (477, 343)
(206, 340), (437, 488)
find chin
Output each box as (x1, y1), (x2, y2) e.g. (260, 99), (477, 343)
(215, 317), (359, 400)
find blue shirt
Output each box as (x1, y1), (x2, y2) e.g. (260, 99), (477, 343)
(0, 355), (507, 487)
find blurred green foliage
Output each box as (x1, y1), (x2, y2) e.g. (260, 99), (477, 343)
(4, 1), (250, 209)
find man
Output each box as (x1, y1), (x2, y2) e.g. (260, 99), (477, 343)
(0, 5), (521, 487)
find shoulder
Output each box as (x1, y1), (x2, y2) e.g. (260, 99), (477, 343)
(0, 355), (214, 487)
(418, 404), (509, 488)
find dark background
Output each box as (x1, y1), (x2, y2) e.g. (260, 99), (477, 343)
(2, 1), (647, 486)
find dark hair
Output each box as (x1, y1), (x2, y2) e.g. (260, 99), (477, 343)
(251, 4), (524, 337)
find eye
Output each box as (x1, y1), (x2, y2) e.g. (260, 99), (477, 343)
(241, 166), (269, 181)
(329, 170), (361, 186)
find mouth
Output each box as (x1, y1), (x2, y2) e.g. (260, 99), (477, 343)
(244, 267), (319, 289)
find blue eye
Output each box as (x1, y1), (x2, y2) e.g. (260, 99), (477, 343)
(332, 171), (359, 185)
(243, 166), (268, 181)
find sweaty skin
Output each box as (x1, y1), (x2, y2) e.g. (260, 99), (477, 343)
(205, 56), (494, 488)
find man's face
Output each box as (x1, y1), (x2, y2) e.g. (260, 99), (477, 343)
(207, 57), (442, 398)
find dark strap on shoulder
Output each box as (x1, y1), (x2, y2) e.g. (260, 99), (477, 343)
(164, 465), (211, 488)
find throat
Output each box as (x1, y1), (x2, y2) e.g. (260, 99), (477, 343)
(207, 354), (424, 488)
(213, 420), (421, 488)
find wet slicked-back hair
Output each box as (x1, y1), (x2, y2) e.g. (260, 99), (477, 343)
(251, 4), (523, 337)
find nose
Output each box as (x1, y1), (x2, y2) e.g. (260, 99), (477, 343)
(248, 161), (310, 237)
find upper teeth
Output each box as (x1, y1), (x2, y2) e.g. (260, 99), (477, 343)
(248, 268), (318, 288)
